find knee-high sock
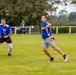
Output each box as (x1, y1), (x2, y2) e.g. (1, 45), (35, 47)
(8, 43), (12, 54)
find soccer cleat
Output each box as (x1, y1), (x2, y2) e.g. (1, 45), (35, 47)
(63, 54), (68, 62)
(48, 57), (54, 62)
(8, 53), (12, 56)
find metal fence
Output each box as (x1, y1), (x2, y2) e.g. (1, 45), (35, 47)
(11, 26), (76, 35)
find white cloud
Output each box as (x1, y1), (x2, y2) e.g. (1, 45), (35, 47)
(56, 3), (76, 15)
(47, 0), (76, 16)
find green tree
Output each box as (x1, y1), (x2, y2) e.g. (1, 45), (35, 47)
(58, 10), (68, 22)
(0, 0), (52, 26)
(0, 0), (69, 26)
(69, 12), (76, 22)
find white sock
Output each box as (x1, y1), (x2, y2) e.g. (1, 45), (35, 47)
(8, 43), (12, 54)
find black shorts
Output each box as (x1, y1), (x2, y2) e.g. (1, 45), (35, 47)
(0, 37), (12, 43)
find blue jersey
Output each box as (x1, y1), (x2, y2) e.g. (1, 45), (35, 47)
(41, 21), (52, 39)
(0, 24), (12, 37)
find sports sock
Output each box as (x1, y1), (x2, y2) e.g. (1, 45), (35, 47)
(8, 43), (12, 54)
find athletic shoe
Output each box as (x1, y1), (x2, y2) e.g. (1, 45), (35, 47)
(48, 57), (54, 62)
(63, 54), (68, 62)
(8, 53), (12, 56)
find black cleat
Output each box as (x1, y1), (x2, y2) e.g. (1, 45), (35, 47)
(48, 57), (54, 62)
(63, 54), (68, 62)
(8, 53), (12, 56)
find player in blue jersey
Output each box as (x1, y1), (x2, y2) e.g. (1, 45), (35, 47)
(0, 18), (12, 56)
(41, 16), (68, 62)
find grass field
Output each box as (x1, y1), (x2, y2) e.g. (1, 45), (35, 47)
(0, 34), (76, 75)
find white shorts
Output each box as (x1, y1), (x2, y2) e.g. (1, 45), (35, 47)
(42, 36), (55, 48)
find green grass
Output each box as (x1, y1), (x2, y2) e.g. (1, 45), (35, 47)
(0, 34), (76, 75)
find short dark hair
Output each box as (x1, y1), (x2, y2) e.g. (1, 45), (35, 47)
(1, 18), (6, 21)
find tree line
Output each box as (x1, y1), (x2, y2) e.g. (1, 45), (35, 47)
(0, 0), (76, 26)
(47, 11), (76, 26)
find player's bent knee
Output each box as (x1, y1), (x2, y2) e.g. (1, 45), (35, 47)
(52, 46), (57, 50)
(43, 48), (47, 52)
